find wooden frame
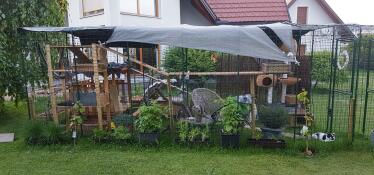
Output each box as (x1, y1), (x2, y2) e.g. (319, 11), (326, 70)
(120, 0), (160, 17)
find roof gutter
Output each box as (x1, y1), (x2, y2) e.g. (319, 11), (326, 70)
(198, 0), (219, 24)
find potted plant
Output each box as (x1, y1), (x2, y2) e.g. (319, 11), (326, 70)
(297, 89), (315, 156)
(135, 101), (165, 144)
(70, 101), (85, 144)
(176, 121), (210, 145)
(111, 126), (132, 144)
(258, 105), (288, 139)
(219, 97), (246, 148)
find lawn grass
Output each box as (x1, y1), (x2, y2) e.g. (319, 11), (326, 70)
(0, 102), (374, 175)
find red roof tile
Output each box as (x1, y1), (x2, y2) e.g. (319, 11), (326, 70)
(205, 0), (290, 24)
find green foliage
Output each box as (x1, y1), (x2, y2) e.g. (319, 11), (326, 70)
(312, 51), (349, 83)
(24, 120), (67, 145)
(70, 101), (86, 128)
(163, 47), (217, 72)
(0, 0), (67, 105)
(188, 127), (200, 142)
(135, 101), (165, 133)
(201, 125), (209, 142)
(177, 121), (189, 142)
(258, 105), (288, 129)
(348, 34), (374, 69)
(111, 126), (131, 140)
(92, 128), (111, 143)
(219, 97), (247, 134)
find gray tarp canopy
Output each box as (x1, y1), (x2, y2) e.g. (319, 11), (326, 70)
(22, 23), (313, 62)
(107, 23), (295, 62)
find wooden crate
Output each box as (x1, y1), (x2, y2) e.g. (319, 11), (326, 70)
(261, 63), (290, 73)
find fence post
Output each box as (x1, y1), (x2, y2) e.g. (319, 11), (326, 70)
(46, 44), (58, 124)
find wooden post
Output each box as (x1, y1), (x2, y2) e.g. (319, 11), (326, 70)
(92, 44), (103, 129)
(127, 69), (132, 108)
(103, 69), (111, 129)
(46, 45), (58, 124)
(139, 48), (143, 72)
(348, 98), (354, 143)
(250, 76), (257, 139)
(167, 77), (174, 132)
(30, 86), (36, 119)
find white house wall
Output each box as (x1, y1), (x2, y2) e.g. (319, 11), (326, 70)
(288, 0), (335, 25)
(180, 0), (212, 26)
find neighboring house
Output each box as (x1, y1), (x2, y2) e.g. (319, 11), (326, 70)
(287, 0), (344, 54)
(66, 0), (290, 67)
(181, 0), (290, 25)
(287, 0), (343, 25)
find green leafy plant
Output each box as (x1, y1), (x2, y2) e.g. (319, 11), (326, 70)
(135, 101), (166, 133)
(219, 97), (245, 134)
(188, 127), (201, 142)
(111, 126), (131, 141)
(44, 122), (65, 144)
(24, 120), (45, 145)
(297, 89), (314, 155)
(92, 128), (111, 143)
(70, 101), (85, 130)
(177, 121), (189, 142)
(201, 124), (210, 142)
(258, 105), (288, 129)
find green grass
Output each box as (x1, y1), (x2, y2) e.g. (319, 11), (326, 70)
(0, 102), (374, 174)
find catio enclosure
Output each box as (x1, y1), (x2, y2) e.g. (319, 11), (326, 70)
(20, 23), (374, 145)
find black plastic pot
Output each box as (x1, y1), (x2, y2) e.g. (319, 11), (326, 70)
(248, 139), (286, 149)
(138, 132), (160, 144)
(261, 128), (283, 139)
(221, 134), (240, 148)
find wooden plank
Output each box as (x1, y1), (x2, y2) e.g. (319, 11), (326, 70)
(103, 69), (111, 129)
(250, 76), (257, 139)
(97, 45), (169, 76)
(45, 44), (58, 124)
(169, 71), (266, 76)
(67, 47), (91, 63)
(92, 44), (103, 129)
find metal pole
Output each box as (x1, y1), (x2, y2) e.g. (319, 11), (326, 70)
(362, 40), (372, 134)
(327, 26), (336, 132)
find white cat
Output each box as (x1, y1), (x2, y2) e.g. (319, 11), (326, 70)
(312, 132), (336, 142)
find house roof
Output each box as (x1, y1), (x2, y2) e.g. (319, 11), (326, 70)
(193, 0), (290, 25)
(287, 0), (344, 24)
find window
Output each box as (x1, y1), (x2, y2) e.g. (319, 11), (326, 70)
(121, 0), (159, 17)
(82, 0), (104, 17)
(297, 7), (308, 24)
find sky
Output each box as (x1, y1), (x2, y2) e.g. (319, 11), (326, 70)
(325, 0), (374, 25)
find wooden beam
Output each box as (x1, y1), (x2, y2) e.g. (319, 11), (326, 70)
(103, 70), (111, 129)
(67, 47), (91, 63)
(45, 44), (58, 124)
(250, 76), (257, 139)
(92, 44), (103, 129)
(97, 45), (169, 76)
(139, 48), (143, 72)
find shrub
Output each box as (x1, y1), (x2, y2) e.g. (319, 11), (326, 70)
(176, 121), (210, 143)
(163, 47), (217, 72)
(25, 120), (45, 145)
(312, 51), (349, 84)
(92, 128), (111, 143)
(177, 121), (189, 142)
(25, 121), (67, 145)
(135, 101), (165, 133)
(111, 126), (131, 141)
(258, 105), (288, 129)
(219, 97), (248, 134)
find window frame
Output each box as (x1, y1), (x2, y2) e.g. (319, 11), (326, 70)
(80, 0), (105, 18)
(120, 0), (160, 18)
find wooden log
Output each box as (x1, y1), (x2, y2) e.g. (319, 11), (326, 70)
(45, 45), (58, 124)
(92, 44), (103, 129)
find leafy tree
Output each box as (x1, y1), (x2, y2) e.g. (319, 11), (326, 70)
(163, 47), (217, 72)
(0, 0), (67, 109)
